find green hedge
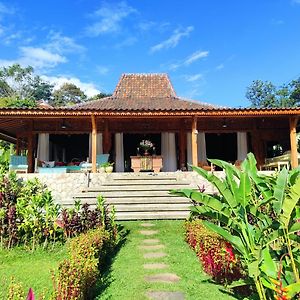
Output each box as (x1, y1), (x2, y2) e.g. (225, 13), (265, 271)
(52, 227), (116, 300)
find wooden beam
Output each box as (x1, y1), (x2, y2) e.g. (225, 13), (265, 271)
(191, 116), (198, 167)
(289, 117), (299, 169)
(91, 115), (97, 173)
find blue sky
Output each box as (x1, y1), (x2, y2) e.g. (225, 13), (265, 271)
(1, 0), (300, 107)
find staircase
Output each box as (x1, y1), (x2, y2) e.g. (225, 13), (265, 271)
(73, 173), (194, 220)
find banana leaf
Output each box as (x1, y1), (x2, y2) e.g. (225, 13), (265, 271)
(280, 177), (300, 228)
(273, 167), (288, 215)
(202, 220), (250, 259)
(192, 165), (238, 209)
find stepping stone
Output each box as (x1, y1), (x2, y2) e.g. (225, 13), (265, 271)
(143, 263), (168, 270)
(139, 244), (165, 250)
(142, 239), (160, 244)
(145, 273), (180, 283)
(141, 223), (155, 227)
(139, 230), (158, 236)
(146, 291), (185, 300)
(144, 252), (166, 259)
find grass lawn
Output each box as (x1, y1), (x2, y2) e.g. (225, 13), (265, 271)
(0, 244), (67, 299)
(0, 221), (241, 299)
(93, 220), (236, 300)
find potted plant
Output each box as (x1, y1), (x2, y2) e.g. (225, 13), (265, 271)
(98, 163), (106, 173)
(101, 162), (114, 173)
(139, 139), (154, 156)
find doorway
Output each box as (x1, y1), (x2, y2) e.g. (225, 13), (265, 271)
(205, 133), (237, 163)
(123, 133), (161, 171)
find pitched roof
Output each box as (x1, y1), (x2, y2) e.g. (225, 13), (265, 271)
(72, 73), (219, 111)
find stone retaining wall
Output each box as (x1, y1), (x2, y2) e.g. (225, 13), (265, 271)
(18, 171), (273, 206)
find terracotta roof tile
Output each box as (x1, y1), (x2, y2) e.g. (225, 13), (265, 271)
(113, 73), (176, 98)
(72, 73), (219, 111)
(73, 96), (217, 111)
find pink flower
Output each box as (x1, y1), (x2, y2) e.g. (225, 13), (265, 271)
(26, 288), (35, 300)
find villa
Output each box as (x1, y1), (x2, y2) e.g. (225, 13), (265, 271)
(0, 73), (299, 173)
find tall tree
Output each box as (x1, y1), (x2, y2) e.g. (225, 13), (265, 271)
(52, 83), (87, 107)
(246, 80), (277, 108)
(246, 79), (300, 108)
(0, 64), (53, 107)
(88, 92), (112, 101)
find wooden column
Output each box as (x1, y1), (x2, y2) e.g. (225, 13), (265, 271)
(27, 133), (34, 173)
(251, 130), (264, 167)
(179, 128), (186, 169)
(16, 136), (20, 155)
(103, 120), (111, 153)
(91, 115), (97, 173)
(289, 117), (299, 169)
(191, 116), (198, 167)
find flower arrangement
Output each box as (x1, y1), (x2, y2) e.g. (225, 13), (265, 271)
(139, 139), (154, 150)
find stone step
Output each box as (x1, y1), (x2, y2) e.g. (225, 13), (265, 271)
(76, 190), (185, 198)
(108, 203), (190, 212)
(115, 211), (189, 220)
(104, 180), (189, 186)
(82, 185), (190, 192)
(110, 174), (178, 180)
(72, 196), (189, 204)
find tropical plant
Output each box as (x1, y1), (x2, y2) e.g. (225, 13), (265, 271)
(173, 153), (300, 299)
(185, 220), (244, 284)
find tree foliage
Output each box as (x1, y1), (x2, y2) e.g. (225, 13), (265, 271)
(246, 79), (300, 108)
(52, 83), (87, 107)
(0, 64), (53, 107)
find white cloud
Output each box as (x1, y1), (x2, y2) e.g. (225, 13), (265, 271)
(46, 31), (85, 54)
(0, 46), (67, 70)
(0, 2), (14, 16)
(114, 36), (137, 48)
(150, 26), (194, 53)
(97, 65), (109, 75)
(19, 47), (67, 69)
(42, 75), (101, 97)
(184, 73), (203, 82)
(166, 49), (209, 71)
(216, 63), (224, 70)
(184, 50), (209, 65)
(3, 31), (22, 44)
(86, 1), (137, 36)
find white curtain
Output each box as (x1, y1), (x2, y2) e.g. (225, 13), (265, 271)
(37, 133), (49, 161)
(237, 132), (248, 161)
(161, 132), (177, 171)
(115, 133), (124, 172)
(197, 132), (207, 162)
(187, 132), (192, 170)
(89, 133), (103, 161)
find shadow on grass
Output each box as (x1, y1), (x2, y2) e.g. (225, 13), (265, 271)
(90, 224), (130, 299)
(201, 278), (258, 300)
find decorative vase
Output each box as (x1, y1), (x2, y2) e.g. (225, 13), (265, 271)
(144, 149), (149, 156)
(105, 166), (113, 173)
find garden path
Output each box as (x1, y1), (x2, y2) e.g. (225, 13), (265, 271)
(94, 220), (236, 300)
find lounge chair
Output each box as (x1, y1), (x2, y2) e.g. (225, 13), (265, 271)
(80, 154), (110, 172)
(9, 155), (28, 173)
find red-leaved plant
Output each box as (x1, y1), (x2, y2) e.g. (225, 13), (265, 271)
(186, 220), (244, 284)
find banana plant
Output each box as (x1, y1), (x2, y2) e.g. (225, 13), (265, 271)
(172, 153), (300, 300)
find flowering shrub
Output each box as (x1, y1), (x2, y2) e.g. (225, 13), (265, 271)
(185, 220), (244, 284)
(0, 173), (62, 249)
(139, 139), (153, 150)
(52, 227), (116, 300)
